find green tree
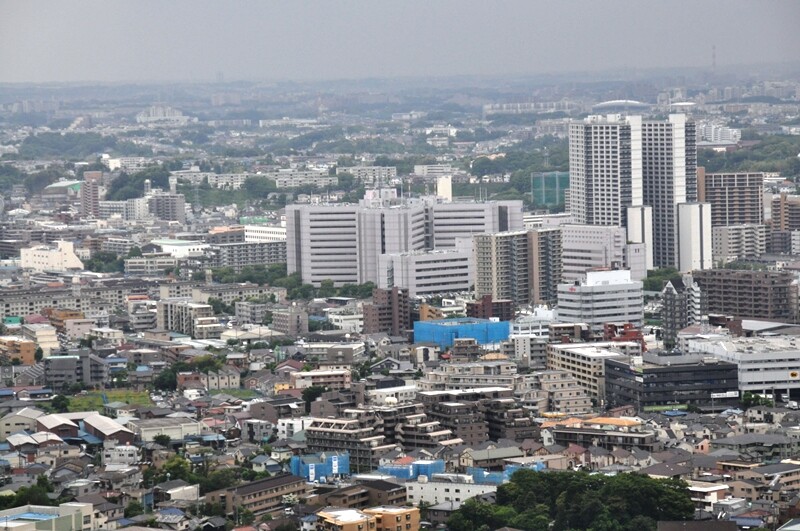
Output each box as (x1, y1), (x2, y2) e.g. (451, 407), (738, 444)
(51, 394), (70, 413)
(153, 434), (172, 447)
(124, 500), (144, 518)
(301, 385), (327, 414)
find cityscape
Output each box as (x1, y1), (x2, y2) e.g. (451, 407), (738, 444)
(1, 2), (800, 531)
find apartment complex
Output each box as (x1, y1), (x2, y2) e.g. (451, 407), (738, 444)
(362, 287), (411, 336)
(205, 474), (308, 517)
(207, 241), (287, 272)
(156, 298), (223, 339)
(473, 228), (561, 306)
(712, 224), (767, 264)
(692, 269), (798, 322)
(698, 170), (764, 226)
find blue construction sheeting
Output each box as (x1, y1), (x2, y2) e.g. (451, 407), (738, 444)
(378, 460), (446, 480)
(290, 452), (350, 481)
(413, 318), (511, 349)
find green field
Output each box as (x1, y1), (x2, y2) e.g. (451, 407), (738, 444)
(67, 390), (153, 413)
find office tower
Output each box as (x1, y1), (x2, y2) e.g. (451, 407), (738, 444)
(286, 199), (522, 287)
(568, 114), (642, 227)
(556, 270), (644, 333)
(80, 174), (100, 219)
(641, 114), (697, 268)
(677, 203), (712, 272)
(697, 169), (764, 226)
(473, 228), (561, 307)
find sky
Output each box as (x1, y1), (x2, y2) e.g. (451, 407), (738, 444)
(0, 0), (798, 84)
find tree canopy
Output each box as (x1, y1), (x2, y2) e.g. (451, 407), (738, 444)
(447, 470), (694, 531)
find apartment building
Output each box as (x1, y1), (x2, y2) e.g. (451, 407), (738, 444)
(337, 165), (397, 185)
(473, 228), (562, 306)
(712, 224), (767, 264)
(44, 351), (109, 390)
(21, 323), (60, 356)
(271, 307), (309, 336)
(205, 474), (308, 517)
(124, 254), (179, 275)
(291, 369), (352, 390)
(0, 336), (36, 365)
(692, 269), (798, 322)
(243, 224), (287, 243)
(156, 298), (223, 339)
(698, 170), (764, 226)
(661, 275), (705, 349)
(207, 241), (287, 272)
(362, 287), (411, 336)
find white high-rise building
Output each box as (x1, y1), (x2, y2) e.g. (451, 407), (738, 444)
(641, 114), (697, 268)
(677, 203), (712, 272)
(556, 270), (644, 333)
(569, 113), (696, 269)
(568, 114), (642, 227)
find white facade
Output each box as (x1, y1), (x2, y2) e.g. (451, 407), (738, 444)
(642, 114), (696, 268)
(378, 249), (473, 297)
(20, 240), (84, 272)
(712, 224), (767, 264)
(555, 224), (645, 282)
(244, 225), (287, 242)
(626, 205), (654, 271)
(151, 239), (209, 258)
(286, 199), (522, 287)
(677, 203), (712, 272)
(556, 270), (644, 332)
(686, 336), (800, 395)
(368, 384), (418, 405)
(404, 478), (497, 505)
(568, 114), (643, 227)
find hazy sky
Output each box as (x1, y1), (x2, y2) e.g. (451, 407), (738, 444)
(1, 0), (798, 83)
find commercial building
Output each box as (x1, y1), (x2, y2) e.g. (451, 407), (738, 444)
(156, 298), (223, 339)
(377, 249), (473, 297)
(605, 350), (739, 410)
(205, 474), (308, 517)
(243, 224), (287, 243)
(413, 318), (511, 350)
(712, 224), (767, 264)
(473, 228), (562, 306)
(698, 170), (764, 226)
(126, 417), (204, 442)
(686, 336), (800, 396)
(692, 269), (798, 322)
(546, 343), (631, 400)
(20, 240), (84, 272)
(556, 270), (644, 333)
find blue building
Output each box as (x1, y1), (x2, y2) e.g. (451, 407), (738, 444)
(413, 318), (511, 349)
(290, 452), (350, 482)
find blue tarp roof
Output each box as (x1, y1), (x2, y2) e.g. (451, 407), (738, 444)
(76, 430), (103, 445)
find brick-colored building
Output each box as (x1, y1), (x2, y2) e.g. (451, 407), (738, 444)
(363, 287), (411, 336)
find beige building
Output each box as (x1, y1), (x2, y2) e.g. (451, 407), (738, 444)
(291, 369), (352, 390)
(21, 323), (60, 356)
(0, 407), (44, 439)
(315, 507), (377, 531)
(712, 224), (767, 264)
(20, 240), (84, 272)
(205, 475), (308, 517)
(546, 342), (635, 401)
(156, 298), (222, 339)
